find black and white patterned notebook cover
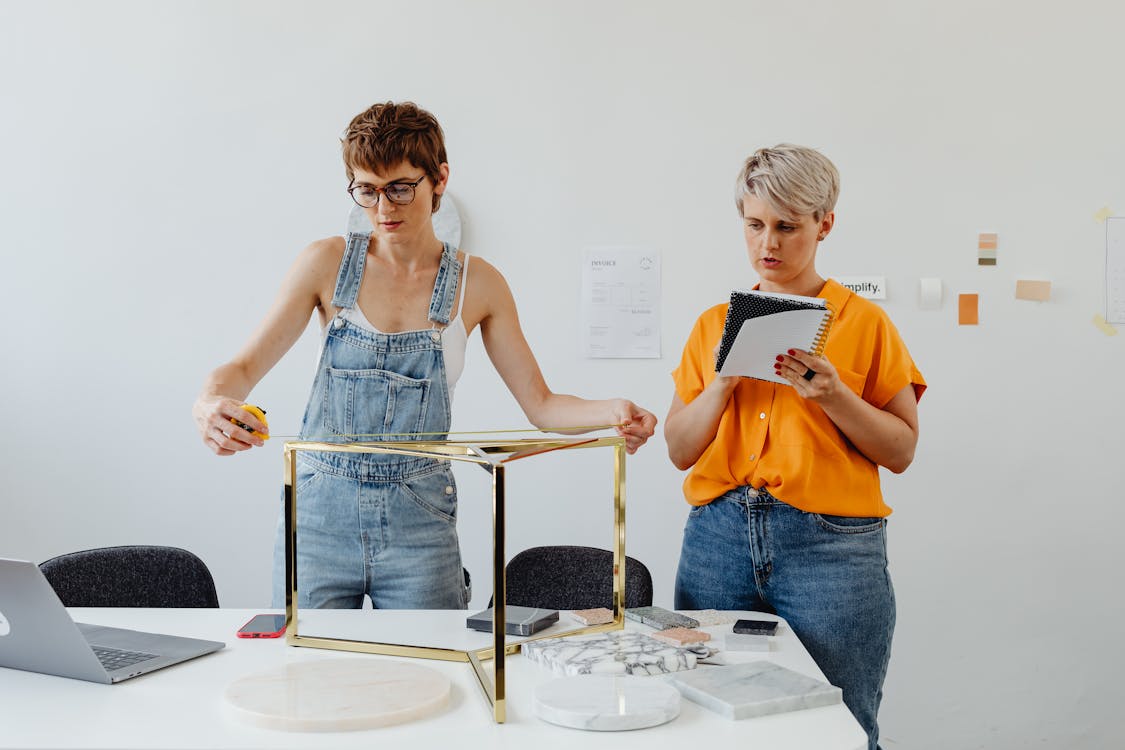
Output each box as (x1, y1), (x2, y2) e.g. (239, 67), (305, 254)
(714, 290), (829, 373)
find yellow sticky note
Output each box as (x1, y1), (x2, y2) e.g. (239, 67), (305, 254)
(1094, 206), (1113, 223)
(1093, 314), (1118, 336)
(1015, 280), (1051, 301)
(959, 294), (979, 325)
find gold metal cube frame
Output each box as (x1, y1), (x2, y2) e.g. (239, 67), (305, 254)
(281, 433), (627, 723)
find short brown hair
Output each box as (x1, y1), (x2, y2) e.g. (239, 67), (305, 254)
(342, 101), (447, 212)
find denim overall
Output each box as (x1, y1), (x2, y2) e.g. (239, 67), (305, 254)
(271, 232), (469, 609)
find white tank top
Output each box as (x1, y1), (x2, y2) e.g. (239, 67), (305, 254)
(334, 255), (471, 404)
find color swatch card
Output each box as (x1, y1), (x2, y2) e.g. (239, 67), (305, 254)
(958, 294), (979, 325)
(978, 233), (998, 266)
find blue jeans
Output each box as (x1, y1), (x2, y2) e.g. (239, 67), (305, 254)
(272, 461), (470, 609)
(674, 486), (894, 750)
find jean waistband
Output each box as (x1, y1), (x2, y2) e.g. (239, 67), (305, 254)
(720, 485), (781, 507)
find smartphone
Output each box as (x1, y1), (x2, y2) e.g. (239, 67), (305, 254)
(733, 618), (778, 636)
(237, 614), (287, 638)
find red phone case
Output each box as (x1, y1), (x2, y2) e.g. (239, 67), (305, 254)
(237, 615), (286, 638)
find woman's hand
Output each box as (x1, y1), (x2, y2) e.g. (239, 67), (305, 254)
(773, 348), (842, 402)
(192, 395), (268, 456)
(610, 400), (658, 454)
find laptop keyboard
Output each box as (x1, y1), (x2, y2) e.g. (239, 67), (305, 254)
(92, 646), (158, 671)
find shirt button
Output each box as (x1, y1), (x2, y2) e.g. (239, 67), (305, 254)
(749, 454), (757, 461)
(759, 412), (766, 420)
(445, 485), (454, 495)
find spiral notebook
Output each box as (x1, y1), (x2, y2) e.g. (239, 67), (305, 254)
(715, 289), (835, 384)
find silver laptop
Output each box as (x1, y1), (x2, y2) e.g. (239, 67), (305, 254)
(0, 558), (224, 684)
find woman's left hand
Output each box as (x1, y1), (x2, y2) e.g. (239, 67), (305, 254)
(774, 349), (841, 402)
(611, 400), (658, 454)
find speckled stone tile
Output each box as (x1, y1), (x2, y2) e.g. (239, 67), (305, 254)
(624, 606), (700, 630)
(650, 627), (711, 646)
(569, 608), (615, 625)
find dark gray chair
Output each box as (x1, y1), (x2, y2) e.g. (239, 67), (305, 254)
(39, 545), (219, 608)
(501, 545), (653, 610)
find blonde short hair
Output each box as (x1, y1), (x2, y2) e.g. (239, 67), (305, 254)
(734, 144), (840, 222)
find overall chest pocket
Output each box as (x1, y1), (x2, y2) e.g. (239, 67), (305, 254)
(323, 367), (431, 438)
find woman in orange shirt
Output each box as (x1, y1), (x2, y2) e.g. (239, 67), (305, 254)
(665, 145), (925, 750)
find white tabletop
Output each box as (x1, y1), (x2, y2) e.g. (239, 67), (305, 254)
(0, 608), (865, 749)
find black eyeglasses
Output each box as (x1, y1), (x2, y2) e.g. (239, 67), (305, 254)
(347, 175), (426, 208)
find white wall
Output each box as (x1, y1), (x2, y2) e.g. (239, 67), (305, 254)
(1, 1), (1122, 747)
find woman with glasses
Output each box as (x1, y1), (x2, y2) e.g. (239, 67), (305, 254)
(664, 145), (925, 750)
(191, 101), (657, 610)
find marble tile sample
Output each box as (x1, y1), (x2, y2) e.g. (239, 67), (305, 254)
(466, 606), (559, 636)
(534, 675), (681, 731)
(670, 661), (841, 720)
(522, 631), (708, 677)
(688, 609), (739, 626)
(569, 607), (615, 625)
(723, 632), (773, 652)
(650, 627), (711, 646)
(624, 606), (700, 630)
(225, 658), (450, 731)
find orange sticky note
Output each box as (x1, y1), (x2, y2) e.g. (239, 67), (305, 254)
(959, 294), (979, 325)
(1015, 280), (1051, 301)
(977, 233), (998, 250)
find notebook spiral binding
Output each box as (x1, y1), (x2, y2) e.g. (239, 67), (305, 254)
(810, 305), (837, 357)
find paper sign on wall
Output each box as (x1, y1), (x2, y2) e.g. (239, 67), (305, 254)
(1015, 280), (1051, 302)
(959, 294), (979, 325)
(835, 275), (886, 300)
(581, 247), (661, 358)
(918, 278), (942, 310)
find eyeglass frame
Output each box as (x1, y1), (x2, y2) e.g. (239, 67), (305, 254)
(347, 175), (427, 208)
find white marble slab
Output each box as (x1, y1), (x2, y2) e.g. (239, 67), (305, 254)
(534, 675), (681, 731)
(522, 631), (708, 677)
(225, 658), (450, 731)
(670, 661), (841, 720)
(723, 632), (774, 651)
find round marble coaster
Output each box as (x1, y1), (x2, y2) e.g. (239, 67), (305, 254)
(534, 675), (681, 731)
(225, 658), (450, 732)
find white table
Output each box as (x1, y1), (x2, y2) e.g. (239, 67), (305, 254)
(0, 608), (865, 749)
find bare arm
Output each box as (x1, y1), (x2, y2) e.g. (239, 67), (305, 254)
(776, 350), (920, 473)
(663, 376), (739, 470)
(191, 238), (341, 455)
(473, 260), (657, 453)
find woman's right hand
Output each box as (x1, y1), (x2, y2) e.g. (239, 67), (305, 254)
(192, 395), (268, 456)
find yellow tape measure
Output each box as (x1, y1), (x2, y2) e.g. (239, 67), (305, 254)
(230, 404), (269, 440)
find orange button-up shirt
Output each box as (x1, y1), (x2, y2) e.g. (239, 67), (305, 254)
(671, 279), (926, 517)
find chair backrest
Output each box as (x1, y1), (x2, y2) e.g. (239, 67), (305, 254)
(503, 545), (653, 610)
(39, 545), (220, 608)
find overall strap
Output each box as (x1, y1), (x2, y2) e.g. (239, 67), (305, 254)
(427, 242), (462, 326)
(330, 232), (371, 309)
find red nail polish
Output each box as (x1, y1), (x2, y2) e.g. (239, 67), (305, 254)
(775, 355), (784, 362)
(787, 349), (796, 355)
